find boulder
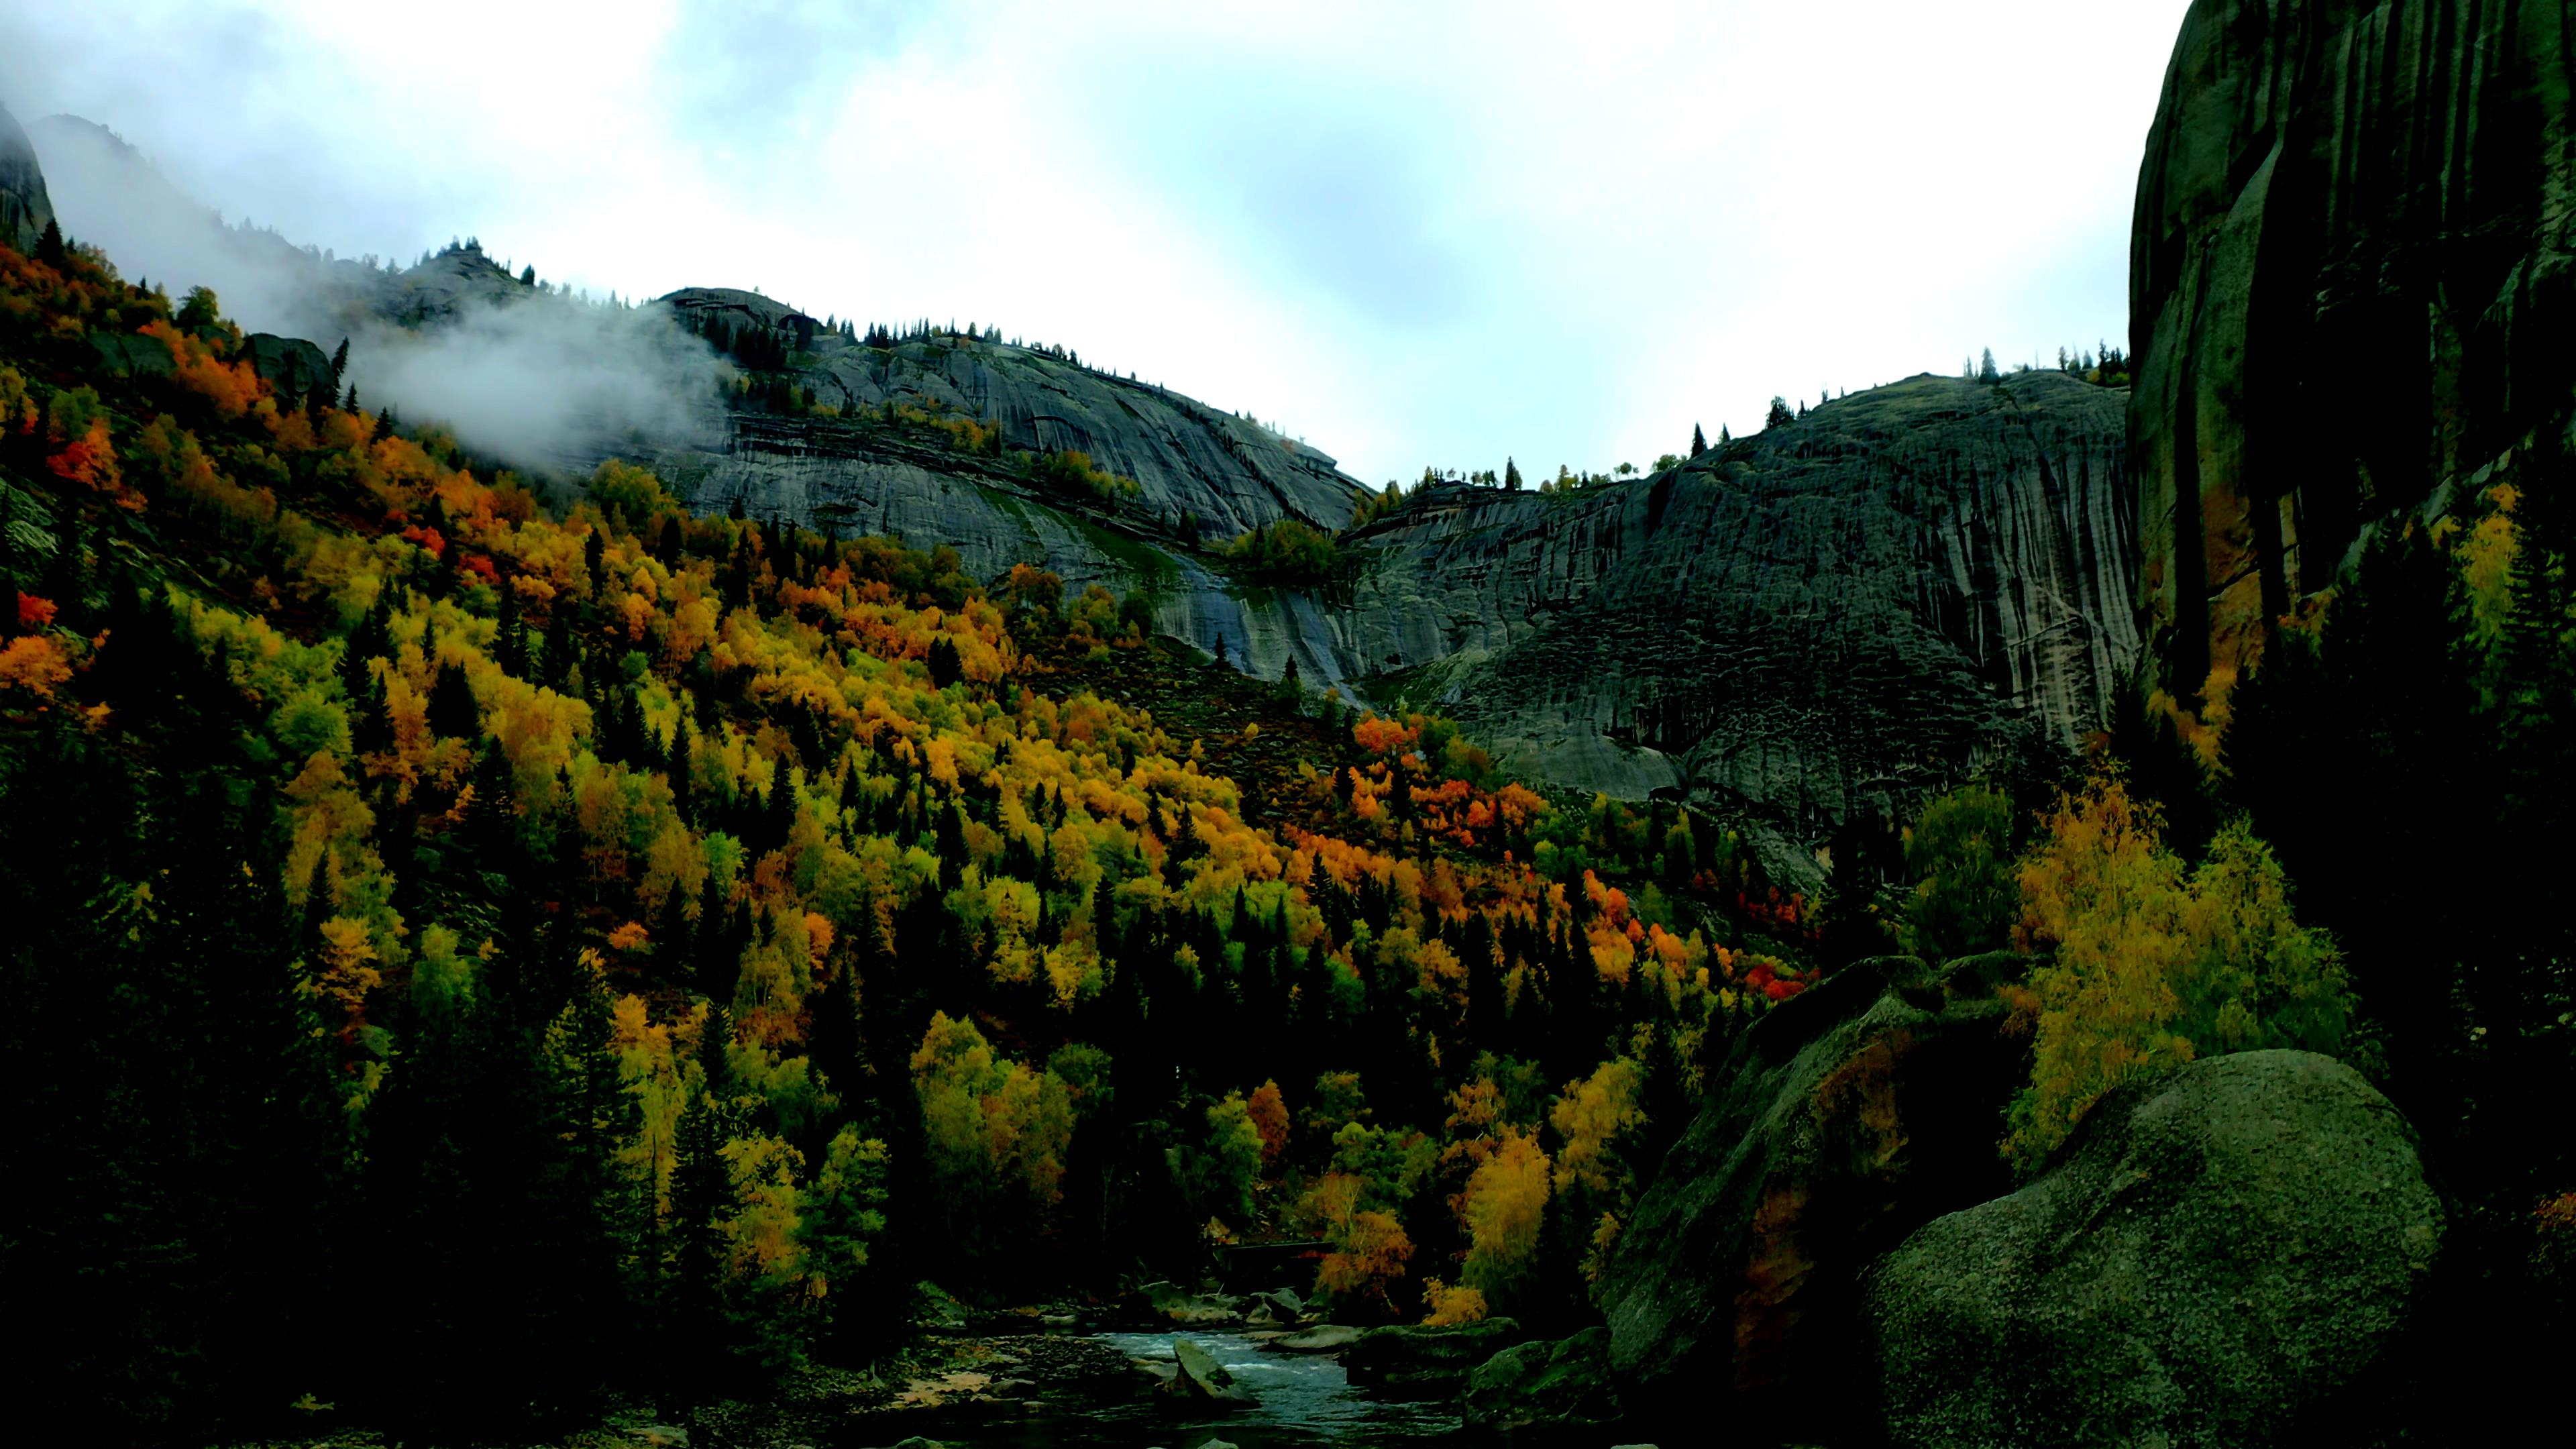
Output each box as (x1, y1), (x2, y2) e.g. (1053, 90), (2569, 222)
(1162, 1338), (1253, 1407)
(2131, 0), (2576, 696)
(244, 333), (335, 398)
(1342, 1318), (1528, 1393)
(1460, 1327), (1626, 1435)
(1862, 1050), (2444, 1448)
(1595, 955), (2031, 1441)
(1271, 1324), (1360, 1353)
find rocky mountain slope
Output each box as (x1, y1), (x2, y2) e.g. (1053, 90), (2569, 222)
(2132, 0), (2576, 697)
(15, 102), (2137, 861)
(624, 354), (2133, 861)
(1337, 372), (2135, 826)
(0, 103), (52, 256)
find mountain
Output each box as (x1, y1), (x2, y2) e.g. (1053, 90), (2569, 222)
(1338, 373), (2134, 824)
(18, 115), (2139, 862)
(0, 102), (52, 256)
(2131, 0), (2576, 698)
(629, 344), (2134, 873)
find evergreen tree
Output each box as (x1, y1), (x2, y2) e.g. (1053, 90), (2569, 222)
(34, 216), (65, 268)
(1764, 396), (1793, 430)
(1690, 424), (1707, 458)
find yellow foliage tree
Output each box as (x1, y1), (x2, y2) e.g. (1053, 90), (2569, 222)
(2006, 772), (2355, 1168)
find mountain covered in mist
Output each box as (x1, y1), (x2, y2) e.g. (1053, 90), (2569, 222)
(16, 101), (2142, 874)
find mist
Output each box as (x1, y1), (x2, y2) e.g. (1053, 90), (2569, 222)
(27, 113), (721, 476)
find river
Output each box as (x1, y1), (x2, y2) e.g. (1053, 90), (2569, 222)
(840, 1330), (1464, 1448)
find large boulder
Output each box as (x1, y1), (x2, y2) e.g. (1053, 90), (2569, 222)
(1342, 1318), (1529, 1393)
(1163, 1338), (1253, 1407)
(1460, 1327), (1626, 1435)
(1594, 955), (2031, 1442)
(0, 101), (52, 256)
(2131, 0), (2576, 696)
(1862, 1050), (2444, 1448)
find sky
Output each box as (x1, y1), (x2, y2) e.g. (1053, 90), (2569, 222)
(0, 0), (2192, 485)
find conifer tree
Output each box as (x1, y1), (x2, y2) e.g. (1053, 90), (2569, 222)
(1690, 424), (1707, 458)
(34, 216), (64, 268)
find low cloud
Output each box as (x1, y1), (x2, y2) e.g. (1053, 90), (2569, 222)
(29, 112), (720, 474)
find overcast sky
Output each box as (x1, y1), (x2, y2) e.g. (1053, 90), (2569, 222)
(2, 1), (2190, 484)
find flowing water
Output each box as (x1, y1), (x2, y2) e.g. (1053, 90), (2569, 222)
(843, 1330), (1464, 1448)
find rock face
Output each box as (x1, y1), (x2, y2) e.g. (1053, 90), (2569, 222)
(0, 102), (54, 256)
(1593, 954), (2031, 1444)
(2131, 0), (2576, 697)
(657, 288), (1364, 543)
(1342, 374), (2136, 824)
(1862, 1050), (2446, 1448)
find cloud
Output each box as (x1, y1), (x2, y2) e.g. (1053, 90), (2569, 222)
(0, 0), (2197, 484)
(349, 294), (723, 471)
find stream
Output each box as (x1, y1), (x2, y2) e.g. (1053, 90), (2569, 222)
(839, 1330), (1465, 1448)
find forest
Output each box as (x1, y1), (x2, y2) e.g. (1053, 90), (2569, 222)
(2, 215), (2567, 1447)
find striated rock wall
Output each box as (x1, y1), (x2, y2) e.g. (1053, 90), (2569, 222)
(0, 101), (54, 256)
(2132, 0), (2576, 698)
(659, 289), (1364, 542)
(1340, 372), (2137, 834)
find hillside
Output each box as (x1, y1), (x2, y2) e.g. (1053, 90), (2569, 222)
(0, 170), (1838, 1441)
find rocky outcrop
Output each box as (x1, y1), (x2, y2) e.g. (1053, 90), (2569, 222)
(1460, 1327), (1627, 1435)
(2131, 0), (2576, 698)
(1342, 374), (2136, 826)
(1593, 954), (2031, 1444)
(658, 288), (1364, 544)
(1342, 1318), (1529, 1393)
(1862, 1050), (2446, 1448)
(0, 102), (54, 256)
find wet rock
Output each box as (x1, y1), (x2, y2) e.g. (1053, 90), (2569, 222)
(1595, 955), (2031, 1442)
(1271, 1324), (1360, 1352)
(1461, 1326), (1626, 1434)
(1164, 1338), (1254, 1406)
(2131, 0), (2576, 694)
(1343, 1318), (1529, 1393)
(1863, 1050), (2445, 1448)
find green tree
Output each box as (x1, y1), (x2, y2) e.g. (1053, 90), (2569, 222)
(1898, 785), (2019, 961)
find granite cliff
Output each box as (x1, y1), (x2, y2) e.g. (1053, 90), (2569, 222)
(0, 103), (52, 256)
(2132, 0), (2576, 697)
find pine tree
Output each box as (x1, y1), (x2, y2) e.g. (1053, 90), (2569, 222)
(1765, 397), (1793, 430)
(1690, 424), (1707, 458)
(1978, 348), (2000, 384)
(34, 216), (65, 268)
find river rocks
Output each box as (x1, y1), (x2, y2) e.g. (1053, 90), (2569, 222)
(1342, 1318), (1529, 1393)
(1271, 1323), (1360, 1352)
(2131, 0), (2576, 696)
(1595, 955), (2031, 1442)
(1460, 1327), (1626, 1434)
(1862, 1049), (2445, 1448)
(0, 102), (52, 256)
(1164, 1338), (1254, 1406)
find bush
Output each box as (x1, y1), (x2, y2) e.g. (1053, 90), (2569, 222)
(1898, 785), (2019, 960)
